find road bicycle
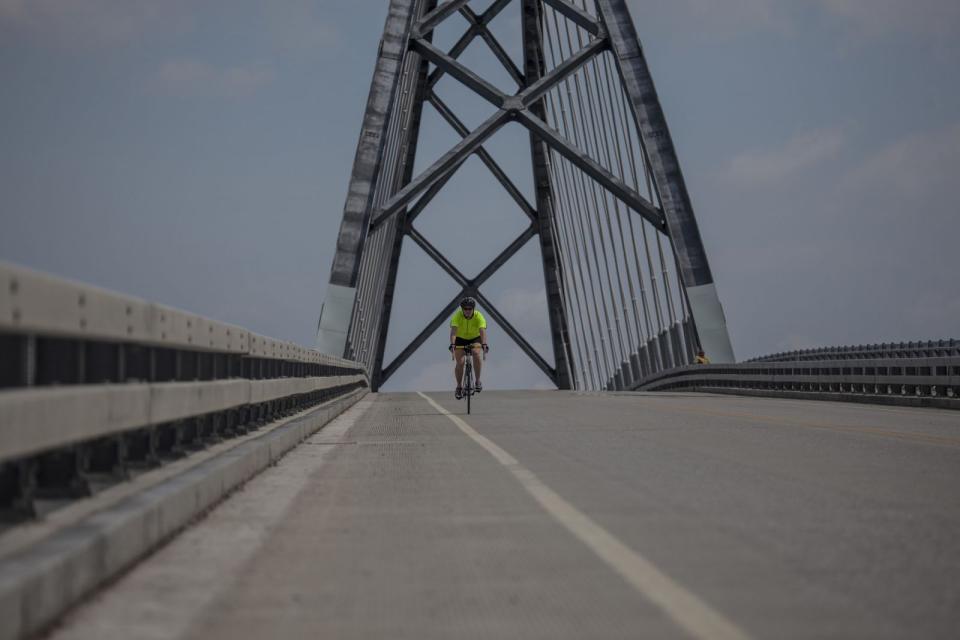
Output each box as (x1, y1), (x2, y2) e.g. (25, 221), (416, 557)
(453, 343), (485, 414)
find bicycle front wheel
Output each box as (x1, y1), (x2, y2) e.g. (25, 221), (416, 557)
(465, 366), (472, 414)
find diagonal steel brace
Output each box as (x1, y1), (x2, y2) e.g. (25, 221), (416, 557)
(380, 222), (552, 385)
(427, 92), (537, 221)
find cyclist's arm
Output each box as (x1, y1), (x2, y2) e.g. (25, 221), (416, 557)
(479, 327), (487, 345)
(449, 325), (458, 346)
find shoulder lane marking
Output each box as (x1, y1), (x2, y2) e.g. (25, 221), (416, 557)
(417, 391), (752, 640)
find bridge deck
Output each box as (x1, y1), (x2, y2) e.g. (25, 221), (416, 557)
(49, 391), (960, 639)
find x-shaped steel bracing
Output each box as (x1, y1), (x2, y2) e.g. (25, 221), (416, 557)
(378, 0), (666, 387)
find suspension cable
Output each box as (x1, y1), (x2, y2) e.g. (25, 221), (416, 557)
(551, 10), (624, 378)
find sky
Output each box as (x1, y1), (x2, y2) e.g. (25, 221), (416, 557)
(1, 0), (958, 391)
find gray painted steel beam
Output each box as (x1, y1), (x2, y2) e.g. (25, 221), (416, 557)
(475, 290), (557, 383)
(406, 166), (456, 224)
(415, 0), (471, 36)
(522, 0), (573, 389)
(380, 294), (463, 384)
(318, 0), (418, 358)
(519, 36), (607, 107)
(596, 0), (735, 363)
(595, 0), (710, 287)
(541, 0), (602, 36)
(326, 0), (416, 289)
(371, 108), (512, 228)
(409, 223), (537, 292)
(422, 12), (601, 112)
(412, 38), (506, 108)
(427, 92), (537, 221)
(482, 0), (516, 23)
(407, 227), (469, 287)
(426, 25), (479, 90)
(473, 223), (539, 285)
(379, 224), (540, 387)
(479, 29), (526, 88)
(516, 110), (665, 229)
(371, 4), (437, 391)
(405, 167), (459, 226)
(383, 284), (558, 386)
(327, 0), (737, 386)
(459, 5), (526, 87)
(426, 0), (514, 90)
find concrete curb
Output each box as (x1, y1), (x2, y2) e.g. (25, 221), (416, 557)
(0, 388), (367, 640)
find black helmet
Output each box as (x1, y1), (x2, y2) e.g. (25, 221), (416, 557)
(460, 296), (476, 309)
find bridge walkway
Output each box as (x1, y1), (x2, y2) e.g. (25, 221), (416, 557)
(48, 391), (960, 639)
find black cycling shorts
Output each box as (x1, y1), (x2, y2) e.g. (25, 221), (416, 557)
(454, 336), (482, 347)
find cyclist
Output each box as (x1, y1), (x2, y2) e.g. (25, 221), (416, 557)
(448, 297), (489, 399)
(695, 350), (710, 365)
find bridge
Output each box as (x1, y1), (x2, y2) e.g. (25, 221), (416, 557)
(1, 1), (958, 639)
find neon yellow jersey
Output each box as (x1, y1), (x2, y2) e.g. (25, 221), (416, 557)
(450, 308), (487, 340)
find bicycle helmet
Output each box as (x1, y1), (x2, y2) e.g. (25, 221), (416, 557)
(460, 296), (476, 309)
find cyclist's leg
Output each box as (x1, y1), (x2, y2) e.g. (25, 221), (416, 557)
(454, 348), (465, 387)
(454, 348), (465, 399)
(472, 342), (482, 384)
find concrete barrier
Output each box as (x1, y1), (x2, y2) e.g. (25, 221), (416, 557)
(0, 386), (366, 640)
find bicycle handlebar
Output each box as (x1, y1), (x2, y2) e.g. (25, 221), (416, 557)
(451, 344), (486, 360)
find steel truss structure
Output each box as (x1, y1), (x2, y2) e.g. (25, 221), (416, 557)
(318, 0), (735, 391)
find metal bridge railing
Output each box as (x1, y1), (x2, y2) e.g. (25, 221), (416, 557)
(631, 355), (960, 409)
(0, 262), (368, 521)
(747, 340), (960, 363)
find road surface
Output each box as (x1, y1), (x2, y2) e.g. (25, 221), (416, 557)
(47, 391), (960, 639)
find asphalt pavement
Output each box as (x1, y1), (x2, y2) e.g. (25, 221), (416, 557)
(47, 391), (960, 639)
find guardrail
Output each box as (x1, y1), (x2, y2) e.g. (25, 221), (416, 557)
(630, 356), (960, 409)
(747, 340), (960, 363)
(0, 262), (368, 521)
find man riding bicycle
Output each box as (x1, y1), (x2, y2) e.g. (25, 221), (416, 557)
(449, 297), (488, 400)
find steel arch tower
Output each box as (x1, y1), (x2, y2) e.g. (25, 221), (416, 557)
(317, 0), (735, 391)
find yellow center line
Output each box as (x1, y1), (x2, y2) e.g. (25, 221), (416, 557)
(418, 391), (753, 640)
(639, 403), (960, 448)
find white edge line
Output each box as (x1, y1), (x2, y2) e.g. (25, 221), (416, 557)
(417, 391), (753, 640)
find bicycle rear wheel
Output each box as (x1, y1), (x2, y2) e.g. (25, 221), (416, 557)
(465, 364), (472, 414)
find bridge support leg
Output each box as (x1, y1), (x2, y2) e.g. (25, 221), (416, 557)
(522, 0), (574, 389)
(317, 0), (420, 358)
(370, 1), (438, 391)
(597, 0), (735, 363)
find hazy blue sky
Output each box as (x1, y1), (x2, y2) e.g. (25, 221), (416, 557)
(2, 0), (958, 391)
